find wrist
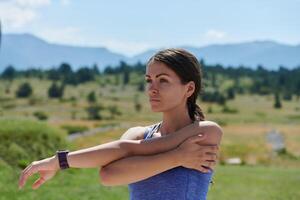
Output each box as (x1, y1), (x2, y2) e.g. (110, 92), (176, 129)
(50, 155), (60, 171)
(169, 148), (182, 167)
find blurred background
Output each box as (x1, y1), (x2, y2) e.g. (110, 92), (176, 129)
(0, 0), (300, 199)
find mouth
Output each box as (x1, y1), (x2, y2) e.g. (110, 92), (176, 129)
(150, 98), (160, 102)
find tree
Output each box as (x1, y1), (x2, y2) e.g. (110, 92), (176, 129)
(274, 92), (282, 109)
(16, 82), (33, 98)
(107, 105), (122, 119)
(87, 91), (97, 104)
(76, 67), (95, 83)
(1, 66), (16, 81)
(137, 81), (145, 92)
(58, 63), (72, 75)
(227, 87), (235, 100)
(92, 64), (100, 75)
(48, 82), (64, 98)
(123, 70), (130, 85)
(86, 105), (103, 120)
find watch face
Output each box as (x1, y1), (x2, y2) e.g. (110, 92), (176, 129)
(57, 150), (70, 170)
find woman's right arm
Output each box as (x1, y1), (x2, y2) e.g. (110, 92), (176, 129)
(129, 121), (222, 155)
(99, 134), (219, 186)
(99, 121), (223, 186)
(18, 121), (221, 189)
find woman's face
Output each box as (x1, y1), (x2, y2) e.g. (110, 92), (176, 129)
(145, 61), (194, 112)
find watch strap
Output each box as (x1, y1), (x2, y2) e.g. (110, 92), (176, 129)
(57, 150), (70, 170)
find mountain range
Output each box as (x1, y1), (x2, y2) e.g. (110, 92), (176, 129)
(0, 33), (299, 71)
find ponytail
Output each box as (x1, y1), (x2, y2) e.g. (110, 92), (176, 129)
(187, 99), (205, 121)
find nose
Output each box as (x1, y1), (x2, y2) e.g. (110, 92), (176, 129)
(147, 82), (159, 95)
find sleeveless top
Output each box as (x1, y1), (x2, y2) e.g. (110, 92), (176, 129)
(128, 122), (213, 200)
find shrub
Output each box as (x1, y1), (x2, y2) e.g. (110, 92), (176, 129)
(0, 119), (67, 168)
(107, 105), (122, 119)
(16, 82), (33, 98)
(48, 82), (64, 98)
(86, 104), (103, 120)
(61, 125), (89, 135)
(87, 91), (97, 103)
(222, 105), (238, 114)
(33, 111), (49, 120)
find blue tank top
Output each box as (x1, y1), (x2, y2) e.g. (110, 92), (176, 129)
(128, 122), (213, 200)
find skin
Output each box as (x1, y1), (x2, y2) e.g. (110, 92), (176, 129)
(99, 61), (223, 186)
(18, 60), (223, 190)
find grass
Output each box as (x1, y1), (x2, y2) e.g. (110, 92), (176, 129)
(1, 165), (299, 200)
(208, 165), (300, 200)
(1, 78), (300, 199)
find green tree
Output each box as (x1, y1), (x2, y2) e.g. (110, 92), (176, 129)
(227, 87), (235, 100)
(48, 82), (64, 98)
(86, 104), (103, 120)
(274, 92), (282, 109)
(16, 82), (33, 98)
(107, 105), (122, 119)
(123, 71), (130, 85)
(87, 91), (97, 104)
(1, 65), (16, 81)
(137, 81), (145, 92)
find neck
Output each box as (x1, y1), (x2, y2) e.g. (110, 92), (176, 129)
(158, 104), (193, 136)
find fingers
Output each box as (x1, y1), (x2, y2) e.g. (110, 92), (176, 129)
(196, 165), (211, 173)
(202, 160), (216, 170)
(188, 133), (206, 143)
(205, 154), (217, 161)
(32, 176), (46, 190)
(201, 145), (219, 154)
(19, 163), (39, 189)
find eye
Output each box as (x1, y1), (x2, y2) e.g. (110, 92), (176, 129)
(160, 79), (168, 83)
(145, 79), (151, 83)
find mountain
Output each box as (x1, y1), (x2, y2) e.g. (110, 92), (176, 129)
(1, 33), (300, 71)
(0, 33), (126, 71)
(130, 41), (300, 69)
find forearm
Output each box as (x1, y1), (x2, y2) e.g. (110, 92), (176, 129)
(53, 121), (197, 169)
(129, 121), (202, 155)
(63, 140), (138, 168)
(100, 149), (180, 186)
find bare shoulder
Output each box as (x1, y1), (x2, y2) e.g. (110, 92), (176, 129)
(120, 126), (149, 140)
(197, 120), (223, 145)
(199, 120), (223, 134)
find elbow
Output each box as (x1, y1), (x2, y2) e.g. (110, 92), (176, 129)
(99, 167), (117, 187)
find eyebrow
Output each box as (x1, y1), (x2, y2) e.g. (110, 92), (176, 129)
(145, 73), (170, 78)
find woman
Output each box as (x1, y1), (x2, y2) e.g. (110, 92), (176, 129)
(18, 48), (223, 200)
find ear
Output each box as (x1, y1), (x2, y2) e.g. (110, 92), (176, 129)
(185, 81), (195, 98)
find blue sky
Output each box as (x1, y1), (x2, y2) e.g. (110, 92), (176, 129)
(0, 0), (299, 56)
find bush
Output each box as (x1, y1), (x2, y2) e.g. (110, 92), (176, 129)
(33, 111), (49, 120)
(87, 91), (97, 103)
(86, 104), (103, 120)
(222, 105), (238, 114)
(48, 82), (64, 98)
(107, 105), (122, 119)
(0, 119), (67, 168)
(16, 82), (33, 98)
(61, 125), (89, 135)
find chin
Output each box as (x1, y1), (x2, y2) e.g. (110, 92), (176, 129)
(150, 104), (164, 112)
(150, 107), (161, 112)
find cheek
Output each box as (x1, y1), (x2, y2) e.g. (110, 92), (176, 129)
(161, 84), (186, 103)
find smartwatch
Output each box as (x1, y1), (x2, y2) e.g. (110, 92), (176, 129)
(56, 150), (70, 170)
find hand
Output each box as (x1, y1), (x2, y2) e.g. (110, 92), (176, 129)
(18, 155), (60, 190)
(176, 134), (219, 173)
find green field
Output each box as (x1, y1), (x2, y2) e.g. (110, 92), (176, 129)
(1, 165), (299, 200)
(1, 77), (300, 199)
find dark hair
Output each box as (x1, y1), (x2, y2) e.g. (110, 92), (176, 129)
(147, 48), (205, 121)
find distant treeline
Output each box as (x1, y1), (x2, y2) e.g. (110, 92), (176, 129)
(1, 60), (300, 102)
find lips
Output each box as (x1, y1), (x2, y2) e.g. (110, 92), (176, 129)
(150, 98), (160, 102)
